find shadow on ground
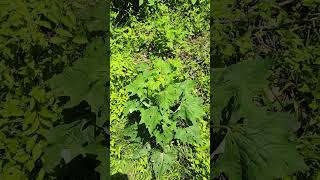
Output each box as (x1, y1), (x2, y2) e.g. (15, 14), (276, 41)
(111, 173), (129, 180)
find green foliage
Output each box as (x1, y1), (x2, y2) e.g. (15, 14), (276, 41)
(150, 148), (177, 179)
(48, 39), (107, 114)
(212, 59), (307, 179)
(211, 0), (320, 178)
(111, 1), (210, 179)
(42, 121), (108, 179)
(126, 60), (204, 148)
(0, 0), (108, 179)
(44, 37), (108, 179)
(123, 59), (205, 178)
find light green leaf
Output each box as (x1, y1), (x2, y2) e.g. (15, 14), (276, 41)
(25, 160), (35, 172)
(56, 28), (73, 37)
(36, 168), (45, 180)
(29, 86), (46, 103)
(175, 125), (201, 145)
(49, 37), (66, 44)
(36, 20), (51, 29)
(32, 141), (44, 161)
(140, 106), (162, 134)
(39, 107), (56, 119)
(26, 135), (37, 153)
(14, 150), (29, 163)
(72, 35), (88, 44)
(151, 150), (176, 179)
(148, 0), (155, 5)
(176, 96), (205, 123)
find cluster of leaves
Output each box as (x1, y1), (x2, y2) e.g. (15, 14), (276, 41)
(211, 0), (320, 179)
(123, 59), (205, 178)
(111, 0), (210, 179)
(211, 59), (307, 179)
(45, 38), (108, 179)
(0, 0), (108, 179)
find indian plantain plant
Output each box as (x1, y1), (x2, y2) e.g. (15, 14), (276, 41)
(123, 58), (205, 178)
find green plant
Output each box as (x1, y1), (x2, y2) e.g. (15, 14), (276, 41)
(123, 58), (205, 178)
(42, 38), (108, 179)
(0, 0), (109, 179)
(111, 1), (210, 178)
(211, 0), (320, 178)
(212, 59), (307, 179)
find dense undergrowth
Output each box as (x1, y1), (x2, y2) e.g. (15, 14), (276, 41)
(211, 0), (320, 179)
(1, 0), (319, 179)
(111, 0), (210, 179)
(0, 0), (108, 179)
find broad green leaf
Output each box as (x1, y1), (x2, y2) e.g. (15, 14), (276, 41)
(123, 100), (140, 115)
(61, 13), (76, 29)
(132, 143), (151, 159)
(46, 1), (61, 24)
(80, 0), (108, 32)
(140, 106), (161, 134)
(86, 141), (109, 180)
(153, 59), (172, 75)
(176, 96), (205, 123)
(123, 122), (141, 142)
(48, 39), (107, 114)
(216, 112), (308, 180)
(175, 125), (201, 145)
(154, 124), (174, 148)
(157, 84), (182, 112)
(42, 121), (95, 172)
(41, 121), (108, 178)
(213, 59), (307, 179)
(151, 150), (176, 179)
(126, 74), (146, 99)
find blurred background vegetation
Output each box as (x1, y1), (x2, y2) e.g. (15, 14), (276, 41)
(0, 0), (108, 179)
(211, 0), (320, 179)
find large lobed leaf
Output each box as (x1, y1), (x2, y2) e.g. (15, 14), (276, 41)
(151, 149), (176, 179)
(48, 38), (107, 114)
(213, 59), (307, 179)
(42, 121), (108, 179)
